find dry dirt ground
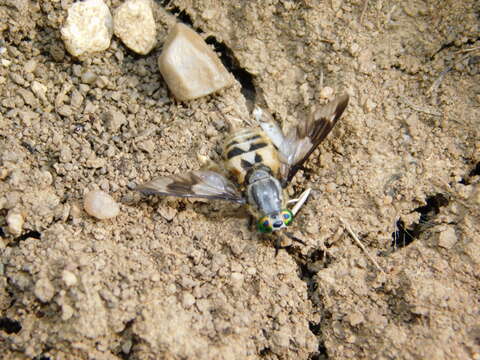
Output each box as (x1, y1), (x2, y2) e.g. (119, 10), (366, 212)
(1, 0), (479, 359)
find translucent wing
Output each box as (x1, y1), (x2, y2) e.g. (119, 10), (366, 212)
(136, 170), (246, 204)
(258, 94), (349, 186)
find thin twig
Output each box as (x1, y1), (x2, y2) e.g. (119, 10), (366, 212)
(385, 5), (397, 24)
(339, 217), (386, 274)
(360, 0), (369, 24)
(399, 96), (443, 116)
(455, 46), (480, 54)
(427, 50), (479, 94)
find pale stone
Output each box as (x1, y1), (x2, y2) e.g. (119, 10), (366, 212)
(103, 109), (126, 132)
(137, 139), (156, 153)
(61, 304), (74, 321)
(230, 272), (244, 288)
(6, 211), (24, 236)
(31, 81), (47, 100)
(84, 190), (120, 220)
(364, 98), (377, 113)
(319, 86), (334, 99)
(81, 71), (97, 84)
(182, 292), (195, 308)
(34, 278), (55, 302)
(62, 270), (78, 287)
(346, 311), (365, 326)
(325, 182), (337, 193)
(158, 23), (234, 101)
(61, 0), (113, 57)
(113, 0), (156, 55)
(438, 227), (457, 249)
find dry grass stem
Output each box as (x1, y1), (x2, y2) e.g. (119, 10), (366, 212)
(360, 0), (370, 24)
(399, 96), (443, 116)
(340, 217), (386, 274)
(427, 49), (480, 94)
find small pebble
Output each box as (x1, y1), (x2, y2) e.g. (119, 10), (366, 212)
(121, 339), (133, 354)
(319, 86), (334, 99)
(24, 59), (37, 73)
(383, 195), (393, 205)
(363, 98), (377, 113)
(34, 278), (55, 303)
(182, 292), (195, 308)
(103, 109), (126, 132)
(62, 270), (78, 287)
(61, 0), (113, 57)
(230, 272), (244, 288)
(113, 0), (156, 55)
(84, 190), (120, 220)
(346, 311), (365, 326)
(81, 71), (97, 84)
(61, 304), (74, 321)
(6, 211), (24, 236)
(438, 227), (457, 249)
(31, 81), (47, 101)
(325, 182), (337, 193)
(137, 139), (155, 153)
(158, 23), (234, 101)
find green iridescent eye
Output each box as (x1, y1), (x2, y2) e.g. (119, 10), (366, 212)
(281, 209), (293, 226)
(257, 216), (273, 233)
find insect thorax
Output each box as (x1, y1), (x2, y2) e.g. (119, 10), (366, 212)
(222, 128), (280, 185)
(245, 166), (285, 218)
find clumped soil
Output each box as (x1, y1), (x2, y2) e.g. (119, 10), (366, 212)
(1, 0), (479, 359)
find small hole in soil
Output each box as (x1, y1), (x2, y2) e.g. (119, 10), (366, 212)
(18, 230), (41, 240)
(0, 317), (22, 334)
(309, 321), (321, 336)
(390, 193), (449, 250)
(205, 36), (256, 105)
(391, 220), (415, 249)
(6, 230), (41, 248)
(161, 3), (194, 26)
(309, 340), (329, 360)
(469, 162), (480, 177)
(259, 347), (271, 356)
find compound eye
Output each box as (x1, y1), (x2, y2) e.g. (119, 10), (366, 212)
(257, 216), (273, 233)
(281, 209), (293, 226)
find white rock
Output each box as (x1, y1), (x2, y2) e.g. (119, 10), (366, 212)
(34, 278), (55, 303)
(31, 81), (47, 101)
(319, 86), (334, 99)
(438, 227), (457, 249)
(61, 0), (113, 57)
(113, 0), (156, 55)
(182, 292), (195, 308)
(6, 211), (24, 236)
(84, 190), (120, 220)
(363, 98), (377, 113)
(61, 270), (78, 287)
(230, 272), (244, 288)
(61, 304), (74, 321)
(158, 23), (234, 101)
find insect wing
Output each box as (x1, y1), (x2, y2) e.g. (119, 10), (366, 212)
(255, 107), (286, 150)
(136, 170), (245, 203)
(280, 94), (349, 185)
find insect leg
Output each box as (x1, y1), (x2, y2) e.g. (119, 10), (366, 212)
(290, 188), (312, 216)
(285, 232), (307, 245)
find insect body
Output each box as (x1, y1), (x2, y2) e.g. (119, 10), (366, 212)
(223, 128), (289, 231)
(137, 94), (349, 234)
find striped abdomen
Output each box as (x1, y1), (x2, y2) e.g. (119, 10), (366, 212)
(222, 128), (280, 184)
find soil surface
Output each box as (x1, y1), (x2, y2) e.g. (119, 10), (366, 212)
(1, 0), (479, 359)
